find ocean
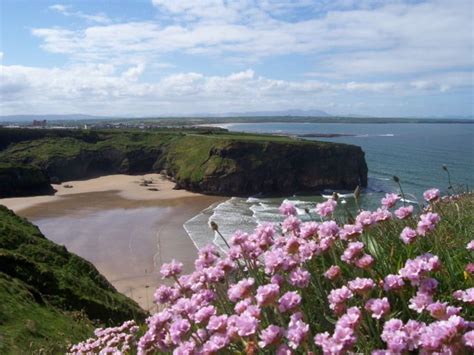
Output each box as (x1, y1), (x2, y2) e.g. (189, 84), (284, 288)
(185, 122), (474, 251)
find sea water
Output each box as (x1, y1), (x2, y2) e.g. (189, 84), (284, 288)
(185, 122), (474, 249)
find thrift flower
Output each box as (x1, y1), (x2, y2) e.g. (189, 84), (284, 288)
(324, 265), (341, 281)
(278, 291), (302, 313)
(400, 227), (417, 244)
(394, 205), (413, 219)
(365, 298), (391, 319)
(315, 199), (337, 217)
(423, 188), (440, 202)
(381, 193), (400, 208)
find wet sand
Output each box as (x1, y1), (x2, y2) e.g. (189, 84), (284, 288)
(0, 175), (224, 311)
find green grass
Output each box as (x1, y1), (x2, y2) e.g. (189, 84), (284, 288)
(0, 274), (93, 354)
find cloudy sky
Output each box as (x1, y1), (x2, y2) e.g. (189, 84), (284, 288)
(1, 0), (473, 117)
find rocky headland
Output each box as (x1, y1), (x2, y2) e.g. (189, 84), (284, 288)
(0, 128), (368, 198)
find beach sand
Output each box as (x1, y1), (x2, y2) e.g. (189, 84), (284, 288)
(0, 174), (224, 311)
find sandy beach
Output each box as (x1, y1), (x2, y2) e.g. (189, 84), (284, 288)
(0, 174), (224, 310)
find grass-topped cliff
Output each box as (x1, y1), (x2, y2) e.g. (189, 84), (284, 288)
(0, 128), (368, 197)
(0, 205), (146, 353)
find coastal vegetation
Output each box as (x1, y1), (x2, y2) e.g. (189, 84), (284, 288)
(71, 188), (473, 353)
(0, 205), (146, 353)
(0, 128), (367, 197)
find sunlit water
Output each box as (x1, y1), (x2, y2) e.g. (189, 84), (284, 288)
(185, 122), (474, 250)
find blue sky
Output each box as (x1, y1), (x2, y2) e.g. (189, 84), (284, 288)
(0, 0), (472, 117)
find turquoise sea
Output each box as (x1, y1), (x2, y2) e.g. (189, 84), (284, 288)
(185, 122), (474, 251)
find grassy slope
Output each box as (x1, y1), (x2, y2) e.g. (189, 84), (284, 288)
(0, 206), (146, 352)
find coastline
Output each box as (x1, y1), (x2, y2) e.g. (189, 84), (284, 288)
(0, 174), (225, 310)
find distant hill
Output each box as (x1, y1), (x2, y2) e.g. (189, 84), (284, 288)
(195, 109), (332, 117)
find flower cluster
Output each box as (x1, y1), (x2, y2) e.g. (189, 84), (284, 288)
(69, 321), (139, 353)
(70, 188), (474, 354)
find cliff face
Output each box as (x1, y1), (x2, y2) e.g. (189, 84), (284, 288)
(169, 139), (368, 195)
(0, 163), (55, 198)
(0, 129), (368, 197)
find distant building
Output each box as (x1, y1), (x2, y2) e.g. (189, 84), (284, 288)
(32, 119), (47, 127)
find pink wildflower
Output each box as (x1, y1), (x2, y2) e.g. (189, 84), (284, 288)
(339, 223), (363, 240)
(300, 221), (319, 239)
(227, 278), (255, 302)
(348, 277), (375, 295)
(160, 259), (183, 279)
(315, 199), (337, 217)
(328, 286), (353, 314)
(467, 240), (474, 251)
(341, 241), (364, 264)
(279, 201), (297, 216)
(400, 227), (417, 244)
(324, 265), (341, 281)
(381, 193), (400, 208)
(354, 254), (374, 269)
(416, 212), (440, 236)
(256, 283), (280, 307)
(286, 312), (309, 349)
(464, 330), (474, 349)
(365, 297), (391, 319)
(282, 215), (301, 233)
(383, 274), (405, 292)
(278, 291), (302, 313)
(355, 210), (375, 228)
(258, 325), (284, 348)
(409, 291), (433, 313)
(423, 188), (440, 202)
(373, 208), (392, 222)
(236, 313), (259, 337)
(288, 267), (310, 288)
(394, 205), (414, 219)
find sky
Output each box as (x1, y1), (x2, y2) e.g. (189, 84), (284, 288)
(0, 0), (473, 118)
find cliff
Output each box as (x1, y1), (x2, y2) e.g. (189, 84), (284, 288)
(0, 129), (368, 197)
(0, 162), (55, 198)
(0, 205), (146, 352)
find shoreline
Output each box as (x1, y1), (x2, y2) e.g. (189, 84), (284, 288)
(0, 174), (225, 310)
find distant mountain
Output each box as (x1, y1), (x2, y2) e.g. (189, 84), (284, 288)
(196, 109), (332, 117)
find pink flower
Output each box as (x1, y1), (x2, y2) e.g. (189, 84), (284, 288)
(383, 274), (405, 292)
(355, 210), (375, 228)
(315, 199), (337, 217)
(256, 283), (280, 307)
(394, 205), (414, 219)
(227, 278), (255, 302)
(348, 277), (375, 295)
(300, 221), (319, 239)
(288, 267), (310, 288)
(464, 330), (474, 349)
(193, 305), (216, 324)
(328, 286), (353, 314)
(236, 313), (259, 337)
(399, 253), (441, 286)
(339, 223), (363, 240)
(467, 240), (474, 251)
(423, 188), (440, 202)
(169, 319), (191, 344)
(416, 212), (440, 236)
(324, 265), (341, 281)
(354, 253), (374, 269)
(279, 201), (297, 216)
(207, 315), (228, 333)
(365, 298), (390, 319)
(278, 291), (302, 313)
(318, 221), (340, 238)
(286, 312), (309, 349)
(381, 193), (400, 208)
(160, 259), (183, 279)
(380, 318), (408, 353)
(341, 241), (364, 264)
(409, 291), (433, 313)
(282, 215), (301, 233)
(400, 227), (417, 244)
(258, 325), (284, 348)
(453, 287), (474, 304)
(373, 207), (392, 222)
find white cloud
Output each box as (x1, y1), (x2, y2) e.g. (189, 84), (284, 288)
(49, 3), (111, 24)
(1, 64), (460, 116)
(33, 0), (472, 78)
